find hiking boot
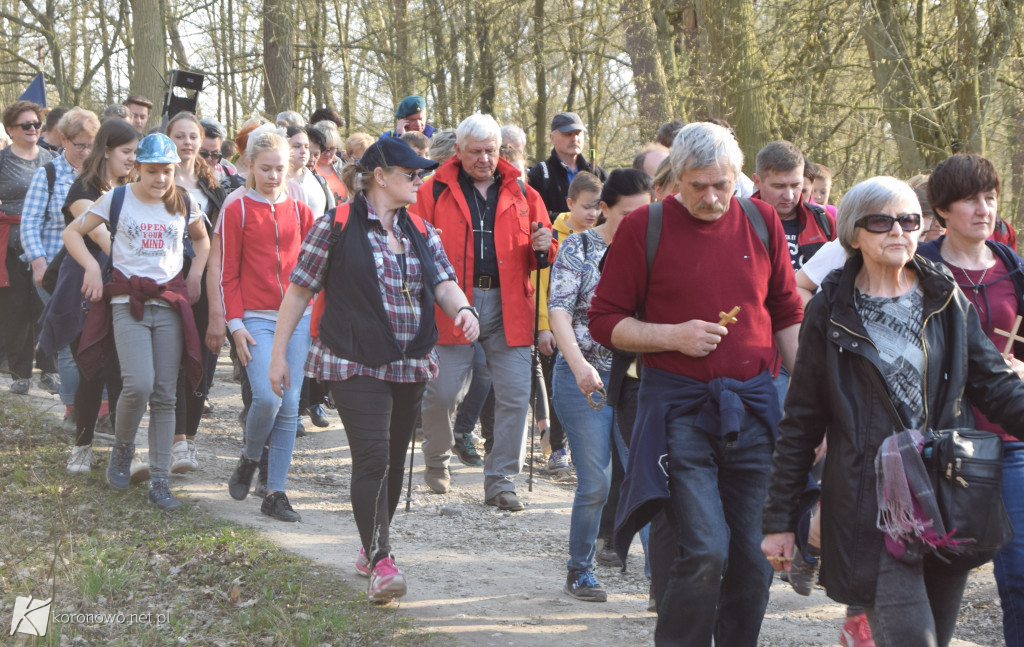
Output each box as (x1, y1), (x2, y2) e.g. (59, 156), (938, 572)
(228, 454), (259, 500)
(307, 404), (330, 428)
(369, 556), (407, 603)
(595, 538), (623, 568)
(66, 445), (93, 474)
(148, 478), (181, 511)
(107, 442), (135, 490)
(485, 491), (525, 511)
(9, 378), (29, 395)
(61, 406), (76, 436)
(423, 466), (450, 494)
(789, 545), (820, 596)
(130, 453), (150, 484)
(171, 440), (193, 474)
(548, 448), (571, 475)
(564, 569), (607, 602)
(355, 547), (371, 577)
(39, 372), (60, 394)
(454, 432), (483, 466)
(261, 491), (301, 522)
(94, 413), (115, 442)
(839, 613), (875, 647)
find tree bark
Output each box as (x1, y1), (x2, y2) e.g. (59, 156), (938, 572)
(622, 0), (671, 141)
(129, 0), (167, 129)
(262, 0), (294, 117)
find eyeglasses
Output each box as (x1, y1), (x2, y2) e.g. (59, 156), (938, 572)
(69, 142), (93, 153)
(393, 169), (431, 181)
(198, 150), (222, 162)
(15, 121), (42, 131)
(854, 213), (922, 233)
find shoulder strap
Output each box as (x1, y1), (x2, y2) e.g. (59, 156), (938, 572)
(407, 213), (428, 235)
(580, 229), (589, 259)
(646, 201), (663, 276)
(541, 160), (549, 181)
(808, 203), (833, 240)
(42, 161), (56, 221)
(104, 185), (127, 276)
(737, 197), (770, 255)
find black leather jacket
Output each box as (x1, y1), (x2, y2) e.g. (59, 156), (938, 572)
(764, 253), (1024, 606)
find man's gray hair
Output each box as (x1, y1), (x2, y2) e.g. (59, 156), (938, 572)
(836, 176), (920, 255)
(669, 122), (744, 179)
(276, 110), (306, 129)
(457, 114), (501, 146)
(500, 124), (526, 149)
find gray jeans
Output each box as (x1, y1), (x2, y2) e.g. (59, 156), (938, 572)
(420, 287), (532, 499)
(112, 303), (183, 479)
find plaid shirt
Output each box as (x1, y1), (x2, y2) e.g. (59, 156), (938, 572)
(20, 153), (76, 263)
(290, 198), (457, 383)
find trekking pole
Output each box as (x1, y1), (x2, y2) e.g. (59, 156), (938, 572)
(528, 241), (548, 492)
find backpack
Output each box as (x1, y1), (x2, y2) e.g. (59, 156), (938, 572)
(806, 202), (833, 240)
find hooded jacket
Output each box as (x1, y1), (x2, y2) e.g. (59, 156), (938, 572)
(763, 253), (1024, 606)
(527, 150), (607, 218)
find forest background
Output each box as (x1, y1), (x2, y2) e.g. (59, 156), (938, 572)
(1, 0), (1022, 226)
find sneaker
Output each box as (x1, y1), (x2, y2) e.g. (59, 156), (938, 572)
(228, 454), (259, 500)
(564, 569), (608, 602)
(369, 556), (407, 602)
(539, 427), (552, 457)
(454, 432), (483, 466)
(261, 491), (301, 522)
(307, 404), (330, 428)
(94, 413), (115, 442)
(296, 420), (307, 438)
(148, 478), (181, 511)
(39, 372), (60, 394)
(840, 613), (875, 647)
(355, 547), (371, 577)
(106, 442), (135, 490)
(61, 406), (77, 436)
(423, 466), (450, 494)
(788, 545), (820, 596)
(254, 450), (269, 499)
(9, 378), (29, 395)
(485, 491), (525, 511)
(129, 453), (150, 484)
(170, 440), (193, 474)
(66, 445), (93, 474)
(595, 538), (623, 568)
(548, 448), (571, 475)
(187, 439), (199, 469)
(202, 400), (213, 414)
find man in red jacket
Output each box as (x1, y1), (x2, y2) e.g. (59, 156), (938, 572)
(411, 113), (553, 511)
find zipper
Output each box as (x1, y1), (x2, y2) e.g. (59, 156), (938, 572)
(271, 203), (285, 299)
(917, 288), (955, 430)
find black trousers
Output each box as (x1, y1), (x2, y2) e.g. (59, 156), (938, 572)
(329, 376), (425, 564)
(0, 253), (38, 380)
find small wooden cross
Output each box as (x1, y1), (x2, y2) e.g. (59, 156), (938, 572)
(994, 315), (1024, 357)
(717, 306), (741, 327)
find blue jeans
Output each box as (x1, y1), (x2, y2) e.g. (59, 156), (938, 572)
(35, 283), (78, 405)
(657, 408), (774, 646)
(552, 356), (625, 573)
(241, 314), (310, 492)
(996, 442), (1024, 647)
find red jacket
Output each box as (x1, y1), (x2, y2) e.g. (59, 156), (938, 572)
(410, 157), (554, 346)
(219, 194), (314, 323)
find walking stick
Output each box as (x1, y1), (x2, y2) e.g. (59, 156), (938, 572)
(528, 243), (547, 492)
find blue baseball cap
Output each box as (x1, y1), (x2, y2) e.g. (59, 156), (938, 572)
(362, 137), (438, 172)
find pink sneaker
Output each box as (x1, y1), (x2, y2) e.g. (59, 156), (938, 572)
(369, 556), (407, 603)
(840, 613), (875, 647)
(355, 547), (370, 577)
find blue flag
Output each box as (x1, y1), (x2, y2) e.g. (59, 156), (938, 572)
(18, 73), (47, 107)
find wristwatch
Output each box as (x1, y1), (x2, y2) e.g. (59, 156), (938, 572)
(457, 305), (479, 319)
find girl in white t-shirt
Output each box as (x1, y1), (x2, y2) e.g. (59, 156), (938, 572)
(62, 133), (209, 511)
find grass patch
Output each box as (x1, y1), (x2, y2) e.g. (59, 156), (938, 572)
(0, 393), (449, 646)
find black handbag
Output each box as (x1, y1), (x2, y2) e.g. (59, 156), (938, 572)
(922, 428), (1014, 570)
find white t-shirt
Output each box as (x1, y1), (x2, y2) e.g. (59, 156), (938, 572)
(87, 185), (200, 303)
(186, 187), (210, 217)
(800, 238), (848, 290)
(296, 168), (327, 219)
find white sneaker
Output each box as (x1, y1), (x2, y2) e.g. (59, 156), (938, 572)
(170, 440), (194, 474)
(66, 445), (93, 474)
(130, 453), (150, 484)
(187, 439), (199, 470)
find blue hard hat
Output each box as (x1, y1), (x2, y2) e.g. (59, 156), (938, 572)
(137, 133), (181, 164)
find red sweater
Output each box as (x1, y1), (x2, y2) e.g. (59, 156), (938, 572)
(219, 194), (314, 323)
(588, 196), (803, 382)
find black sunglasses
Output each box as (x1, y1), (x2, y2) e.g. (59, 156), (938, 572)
(198, 150), (222, 162)
(393, 169), (431, 181)
(855, 213), (922, 233)
(15, 121), (42, 131)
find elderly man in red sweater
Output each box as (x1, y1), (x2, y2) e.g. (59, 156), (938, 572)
(412, 113), (553, 511)
(588, 122), (802, 646)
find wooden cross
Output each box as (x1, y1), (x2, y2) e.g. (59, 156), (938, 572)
(994, 315), (1024, 358)
(717, 306), (741, 327)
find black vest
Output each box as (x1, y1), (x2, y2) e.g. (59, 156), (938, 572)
(318, 197), (439, 367)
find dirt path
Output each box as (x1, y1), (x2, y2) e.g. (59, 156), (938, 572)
(12, 359), (1006, 646)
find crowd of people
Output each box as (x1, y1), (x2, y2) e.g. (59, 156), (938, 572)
(3, 90), (1024, 647)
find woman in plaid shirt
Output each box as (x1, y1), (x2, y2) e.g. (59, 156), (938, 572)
(269, 138), (479, 603)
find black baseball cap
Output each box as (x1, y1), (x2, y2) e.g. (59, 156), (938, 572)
(551, 112), (586, 133)
(361, 137), (438, 172)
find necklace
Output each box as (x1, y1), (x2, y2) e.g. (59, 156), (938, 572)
(958, 264), (988, 295)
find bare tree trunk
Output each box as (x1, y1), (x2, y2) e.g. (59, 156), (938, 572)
(622, 0), (670, 140)
(129, 0), (167, 129)
(533, 0), (548, 162)
(477, 9), (495, 114)
(262, 0), (294, 116)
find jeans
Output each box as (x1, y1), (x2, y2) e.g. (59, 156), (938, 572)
(995, 442), (1024, 647)
(552, 356), (625, 572)
(34, 283), (79, 405)
(241, 314), (310, 492)
(657, 408), (774, 646)
(111, 304), (183, 479)
(865, 547), (968, 647)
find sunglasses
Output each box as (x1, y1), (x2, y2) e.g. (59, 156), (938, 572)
(198, 150), (222, 162)
(15, 121), (42, 131)
(393, 169), (431, 181)
(854, 213), (922, 233)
